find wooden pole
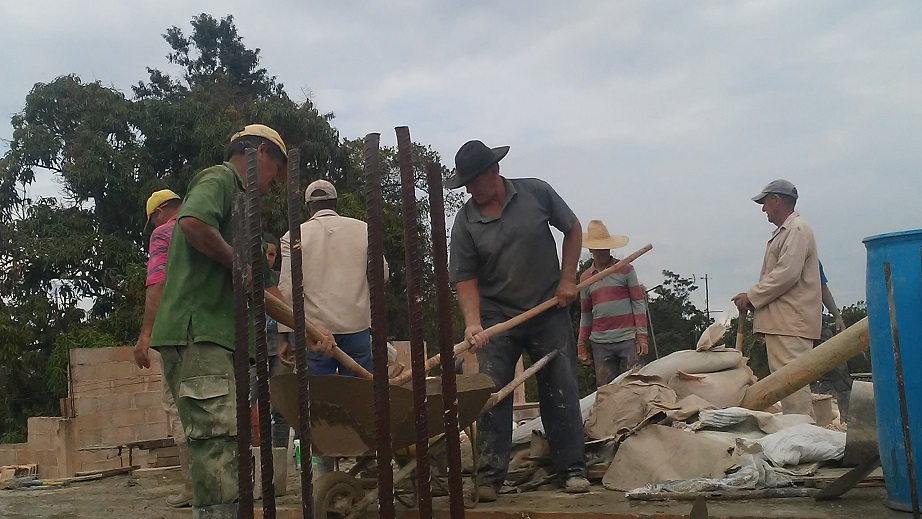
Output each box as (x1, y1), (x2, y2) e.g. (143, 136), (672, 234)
(263, 291), (374, 380)
(741, 317), (870, 410)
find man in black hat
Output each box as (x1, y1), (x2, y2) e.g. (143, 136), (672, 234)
(447, 140), (589, 500)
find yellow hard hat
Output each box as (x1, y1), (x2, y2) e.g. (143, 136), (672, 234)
(230, 124), (287, 155)
(145, 189), (180, 219)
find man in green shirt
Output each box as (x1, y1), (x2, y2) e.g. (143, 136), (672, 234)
(151, 124), (333, 518)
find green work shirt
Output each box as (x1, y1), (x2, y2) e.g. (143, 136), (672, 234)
(151, 162), (271, 351)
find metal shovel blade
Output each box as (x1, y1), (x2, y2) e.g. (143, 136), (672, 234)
(814, 453), (881, 501)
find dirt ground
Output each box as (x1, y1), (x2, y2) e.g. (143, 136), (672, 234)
(0, 466), (907, 519)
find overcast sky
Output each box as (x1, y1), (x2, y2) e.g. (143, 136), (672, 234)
(2, 1), (920, 323)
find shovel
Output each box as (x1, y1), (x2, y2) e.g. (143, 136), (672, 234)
(814, 453), (881, 501)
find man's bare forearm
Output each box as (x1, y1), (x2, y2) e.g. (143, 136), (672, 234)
(179, 216), (233, 269)
(455, 278), (481, 327)
(139, 282), (164, 339)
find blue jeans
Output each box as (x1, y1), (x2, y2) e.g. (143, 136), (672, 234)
(476, 308), (586, 487)
(589, 338), (643, 386)
(306, 329), (374, 376)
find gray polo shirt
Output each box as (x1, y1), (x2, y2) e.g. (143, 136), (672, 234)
(449, 177), (576, 320)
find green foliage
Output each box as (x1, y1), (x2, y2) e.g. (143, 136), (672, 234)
(0, 14), (461, 439)
(647, 270), (711, 358)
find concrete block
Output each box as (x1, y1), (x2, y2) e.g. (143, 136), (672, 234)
(114, 426), (136, 444)
(27, 417), (61, 436)
(107, 361), (135, 377)
(133, 391), (162, 410)
(69, 348), (100, 366)
(113, 409), (147, 428)
(98, 393), (133, 413)
(136, 423), (169, 441)
(35, 450), (58, 476)
(109, 346), (136, 363)
(28, 433), (54, 450)
(73, 396), (99, 415)
(74, 411), (114, 432)
(72, 380), (112, 397)
(0, 445), (26, 466)
(79, 428), (102, 448)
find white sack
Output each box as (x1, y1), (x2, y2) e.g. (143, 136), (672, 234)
(638, 348), (742, 382)
(745, 423), (846, 466)
(667, 362), (757, 409)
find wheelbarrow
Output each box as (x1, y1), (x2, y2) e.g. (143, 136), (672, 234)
(270, 350), (559, 518)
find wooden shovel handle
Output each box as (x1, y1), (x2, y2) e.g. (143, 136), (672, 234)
(390, 243), (653, 385)
(263, 291), (373, 380)
(735, 308), (747, 352)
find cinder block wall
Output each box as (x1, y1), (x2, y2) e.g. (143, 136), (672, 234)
(70, 347), (170, 474)
(0, 346), (172, 478)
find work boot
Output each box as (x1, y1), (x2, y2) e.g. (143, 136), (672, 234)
(166, 442), (193, 507)
(563, 476), (590, 494)
(192, 503), (238, 519)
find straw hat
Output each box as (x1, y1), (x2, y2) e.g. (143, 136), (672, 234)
(582, 220), (629, 250)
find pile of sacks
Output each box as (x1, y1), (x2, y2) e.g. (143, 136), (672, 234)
(508, 320), (847, 495)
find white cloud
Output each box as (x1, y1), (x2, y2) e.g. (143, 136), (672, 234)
(2, 0), (921, 319)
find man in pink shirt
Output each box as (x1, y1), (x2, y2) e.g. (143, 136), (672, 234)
(133, 189), (192, 507)
(577, 220), (649, 386)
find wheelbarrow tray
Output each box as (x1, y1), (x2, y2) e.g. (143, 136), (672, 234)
(270, 373), (493, 457)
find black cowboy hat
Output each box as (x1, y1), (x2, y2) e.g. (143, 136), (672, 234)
(445, 140), (510, 189)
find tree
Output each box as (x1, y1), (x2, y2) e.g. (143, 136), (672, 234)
(0, 14), (460, 441)
(646, 270), (711, 358)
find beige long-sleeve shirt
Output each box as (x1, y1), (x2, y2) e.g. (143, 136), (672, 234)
(278, 209), (387, 334)
(747, 211), (822, 340)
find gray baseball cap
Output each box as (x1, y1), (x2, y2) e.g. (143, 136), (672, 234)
(305, 179), (337, 202)
(752, 179), (798, 203)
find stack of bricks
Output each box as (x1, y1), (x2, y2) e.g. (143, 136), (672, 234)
(0, 346), (175, 478)
(70, 347), (171, 474)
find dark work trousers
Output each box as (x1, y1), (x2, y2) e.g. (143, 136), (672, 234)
(476, 307), (586, 487)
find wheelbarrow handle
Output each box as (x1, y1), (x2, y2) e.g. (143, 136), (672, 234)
(264, 291), (374, 380)
(482, 350), (558, 413)
(390, 244), (653, 386)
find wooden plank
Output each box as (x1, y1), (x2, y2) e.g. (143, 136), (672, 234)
(125, 437), (175, 450)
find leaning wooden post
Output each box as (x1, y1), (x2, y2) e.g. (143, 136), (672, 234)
(741, 317), (870, 410)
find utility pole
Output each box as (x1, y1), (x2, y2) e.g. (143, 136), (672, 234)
(702, 274), (710, 318)
(698, 274), (721, 324)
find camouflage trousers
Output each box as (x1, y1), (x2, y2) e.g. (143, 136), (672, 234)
(159, 342), (238, 507)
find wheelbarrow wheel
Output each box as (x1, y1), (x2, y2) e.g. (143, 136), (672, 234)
(313, 471), (366, 519)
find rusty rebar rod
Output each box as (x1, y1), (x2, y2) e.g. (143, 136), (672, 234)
(285, 149), (313, 518)
(232, 193), (254, 519)
(426, 161), (464, 517)
(395, 126), (432, 516)
(245, 148), (276, 517)
(364, 132), (395, 519)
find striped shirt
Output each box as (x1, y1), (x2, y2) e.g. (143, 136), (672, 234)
(578, 263), (648, 344)
(145, 215), (176, 286)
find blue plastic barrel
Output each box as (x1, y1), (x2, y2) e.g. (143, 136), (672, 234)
(864, 229), (922, 513)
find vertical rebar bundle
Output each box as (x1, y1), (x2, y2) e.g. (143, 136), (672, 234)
(245, 148), (276, 517)
(232, 193), (254, 519)
(364, 133), (395, 518)
(426, 161), (464, 517)
(395, 126), (432, 516)
(285, 149), (315, 518)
